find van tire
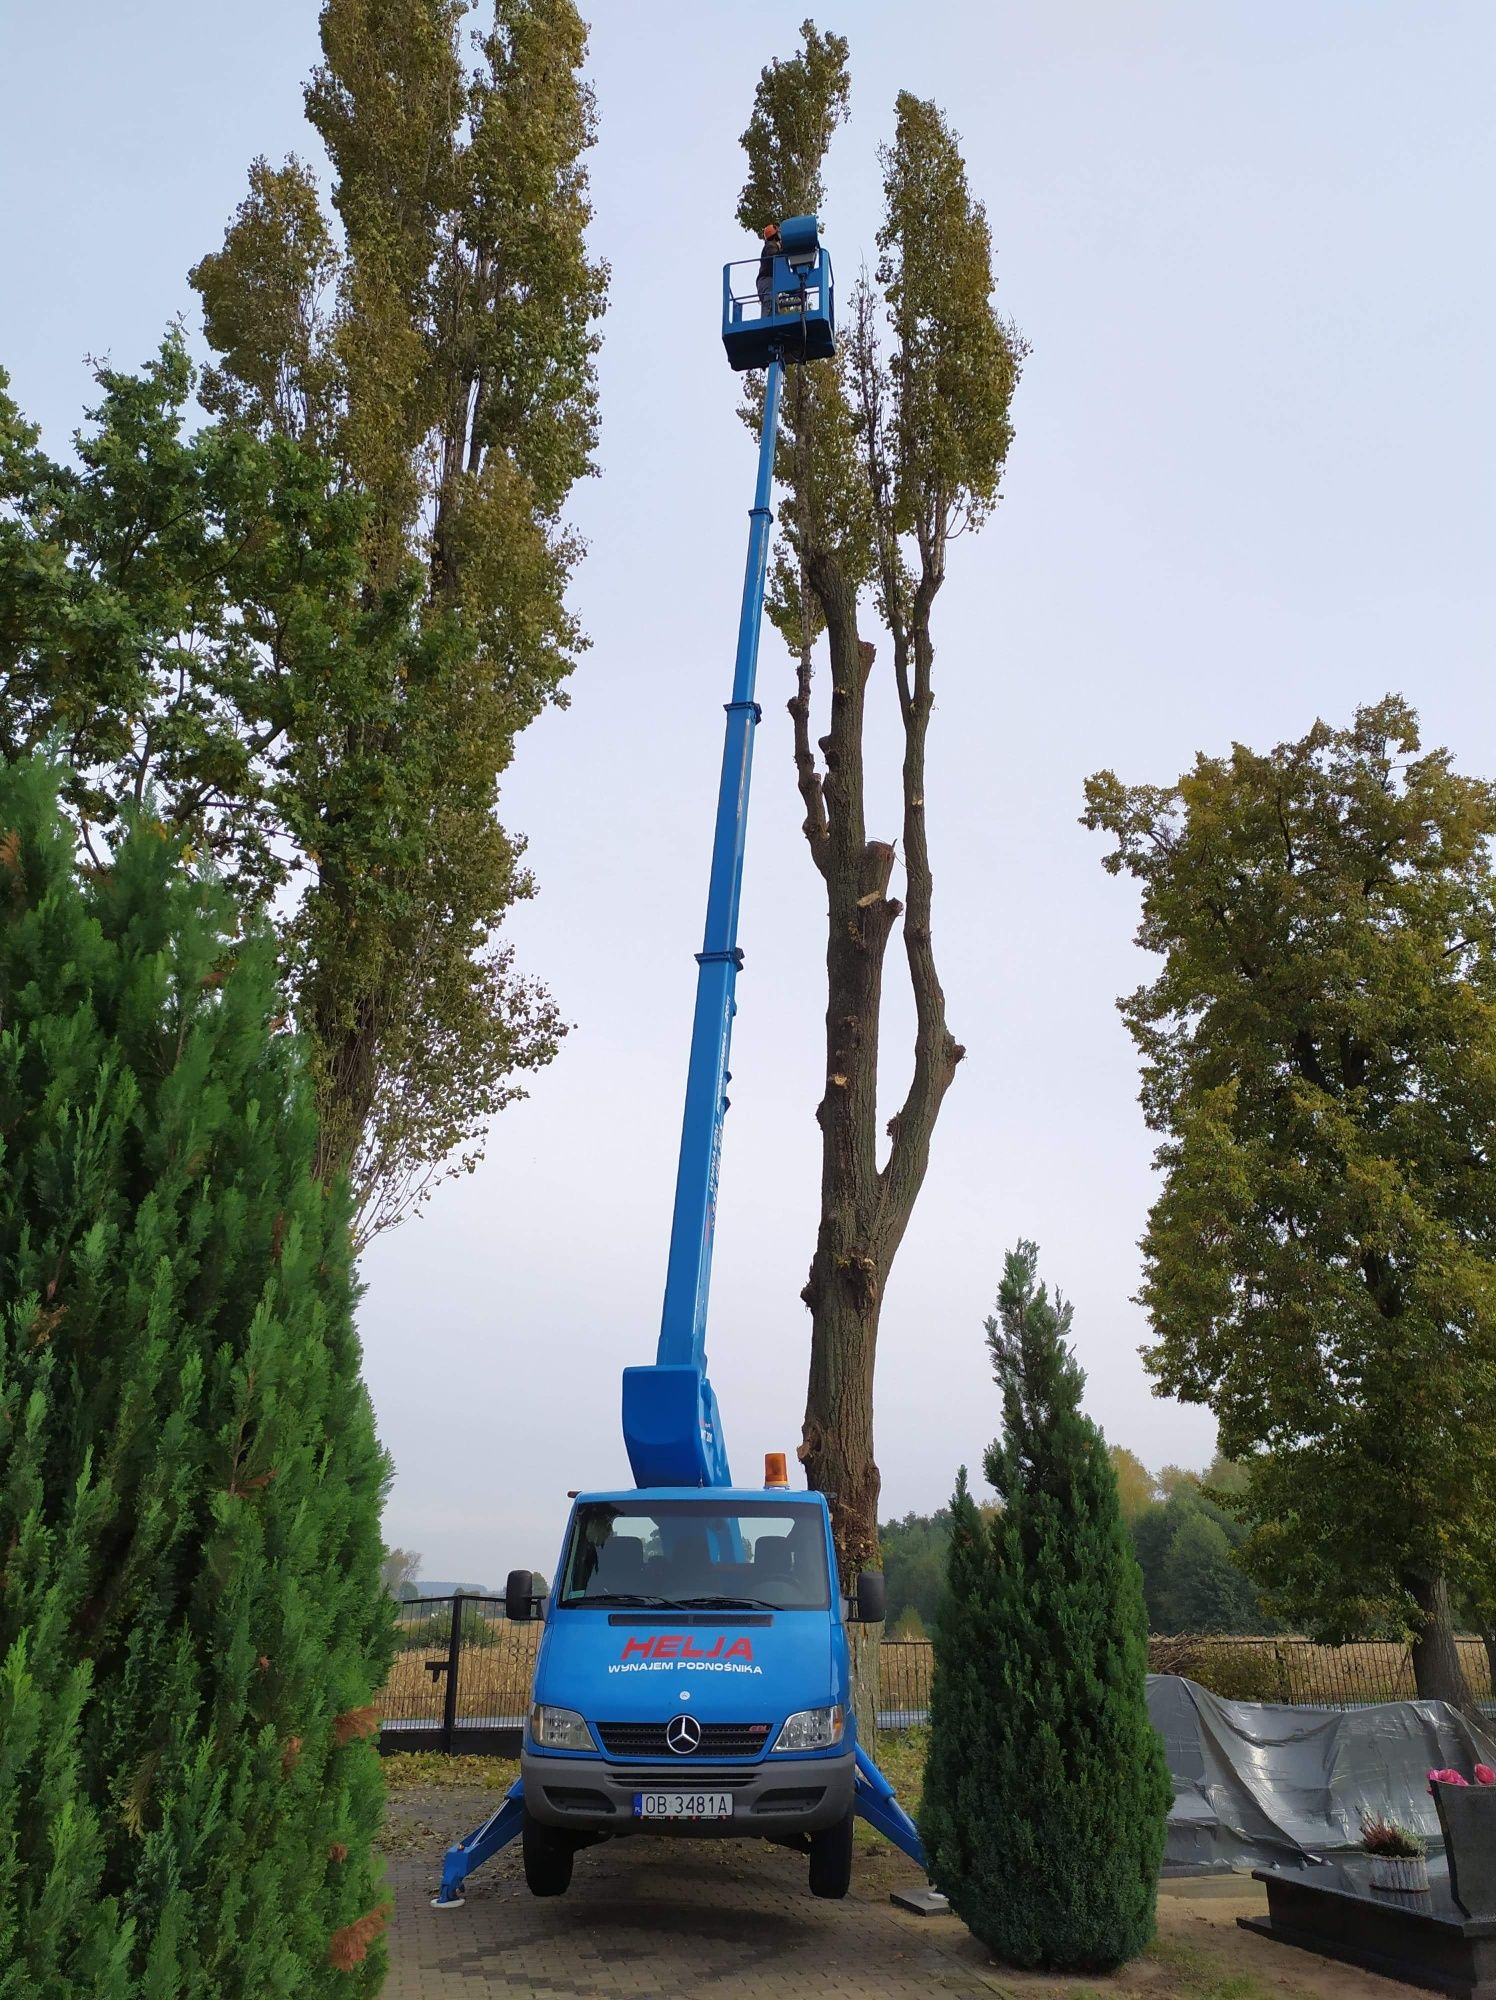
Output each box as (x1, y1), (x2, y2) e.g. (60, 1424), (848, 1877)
(522, 1811), (574, 1896)
(808, 1807), (854, 1898)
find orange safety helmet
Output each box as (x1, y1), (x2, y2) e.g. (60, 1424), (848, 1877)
(763, 222), (780, 239)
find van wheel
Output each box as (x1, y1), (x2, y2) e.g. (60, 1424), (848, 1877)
(808, 1808), (854, 1899)
(522, 1811), (574, 1896)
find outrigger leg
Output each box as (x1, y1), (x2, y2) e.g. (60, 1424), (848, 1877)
(853, 1745), (927, 1868)
(431, 1779), (526, 1909)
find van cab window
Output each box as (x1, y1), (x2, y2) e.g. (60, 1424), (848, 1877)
(559, 1500), (830, 1611)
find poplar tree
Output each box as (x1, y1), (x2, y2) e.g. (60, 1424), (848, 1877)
(196, 2), (606, 1232)
(735, 25), (1023, 1720)
(922, 1245), (1170, 1972)
(0, 758), (391, 1997)
(3, 0), (606, 1243)
(1084, 697), (1496, 1705)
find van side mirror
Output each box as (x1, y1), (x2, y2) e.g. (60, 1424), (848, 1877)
(853, 1570), (886, 1624)
(505, 1567), (537, 1622)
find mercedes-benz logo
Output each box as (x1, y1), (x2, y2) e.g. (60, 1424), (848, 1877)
(665, 1713), (702, 1755)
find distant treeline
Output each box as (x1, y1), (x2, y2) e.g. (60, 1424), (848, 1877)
(880, 1449), (1270, 1638)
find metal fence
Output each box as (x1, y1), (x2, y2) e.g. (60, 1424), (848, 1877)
(878, 1642), (933, 1728)
(882, 1636), (1496, 1721)
(375, 1616), (1496, 1756)
(1146, 1634), (1495, 1709)
(377, 1595), (536, 1755)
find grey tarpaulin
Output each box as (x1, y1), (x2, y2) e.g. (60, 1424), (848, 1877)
(1148, 1674), (1496, 1874)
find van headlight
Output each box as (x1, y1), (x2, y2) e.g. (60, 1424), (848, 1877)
(530, 1704), (593, 1752)
(771, 1705), (844, 1752)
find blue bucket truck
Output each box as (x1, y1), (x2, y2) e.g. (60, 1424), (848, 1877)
(504, 1477), (886, 1897)
(434, 216), (922, 1908)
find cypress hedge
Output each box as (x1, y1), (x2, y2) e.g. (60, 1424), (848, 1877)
(0, 760), (393, 1997)
(921, 1241), (1171, 1971)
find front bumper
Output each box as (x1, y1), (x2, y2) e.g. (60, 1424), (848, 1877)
(521, 1745), (855, 1837)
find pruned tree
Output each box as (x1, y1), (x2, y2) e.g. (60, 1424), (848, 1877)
(1084, 696), (1496, 1706)
(735, 24), (1023, 1715)
(2, 0), (606, 1244)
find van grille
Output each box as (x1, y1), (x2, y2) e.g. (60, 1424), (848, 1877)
(595, 1721), (773, 1758)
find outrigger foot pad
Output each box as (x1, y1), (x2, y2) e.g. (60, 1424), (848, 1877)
(891, 1885), (949, 1915)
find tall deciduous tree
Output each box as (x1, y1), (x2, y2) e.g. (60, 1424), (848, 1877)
(735, 24), (1023, 1716)
(1108, 1445), (1158, 1522)
(1, 345), (567, 1247)
(879, 1508), (953, 1631)
(1128, 1468), (1267, 1635)
(1084, 697), (1496, 1706)
(0, 757), (391, 1996)
(3, 0), (605, 1243)
(922, 1245), (1170, 1970)
(381, 1546), (424, 1597)
(195, 0), (606, 1233)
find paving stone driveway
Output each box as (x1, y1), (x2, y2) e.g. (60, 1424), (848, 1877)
(382, 1789), (1425, 2000)
(384, 1814), (1006, 2000)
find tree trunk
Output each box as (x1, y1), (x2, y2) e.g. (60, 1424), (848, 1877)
(1407, 1570), (1475, 1711)
(787, 402), (964, 1743)
(801, 1272), (883, 1576)
(849, 1624), (882, 1751)
(783, 543), (897, 1742)
(800, 1263), (886, 1747)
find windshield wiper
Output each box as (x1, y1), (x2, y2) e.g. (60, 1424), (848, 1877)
(564, 1591), (788, 1611)
(671, 1595), (782, 1611)
(565, 1592), (678, 1608)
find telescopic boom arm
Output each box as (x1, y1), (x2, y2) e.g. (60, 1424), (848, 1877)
(621, 356), (785, 1489)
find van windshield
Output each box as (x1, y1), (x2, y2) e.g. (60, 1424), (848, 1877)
(559, 1500), (830, 1611)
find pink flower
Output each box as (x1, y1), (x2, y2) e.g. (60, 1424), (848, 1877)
(1428, 1767), (1470, 1792)
(1476, 1766), (1496, 1788)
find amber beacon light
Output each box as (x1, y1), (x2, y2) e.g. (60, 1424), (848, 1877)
(764, 1452), (789, 1489)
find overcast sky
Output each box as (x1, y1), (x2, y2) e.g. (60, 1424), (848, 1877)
(4, 2), (1493, 1587)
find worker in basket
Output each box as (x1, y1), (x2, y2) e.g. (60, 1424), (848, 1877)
(755, 221), (781, 318)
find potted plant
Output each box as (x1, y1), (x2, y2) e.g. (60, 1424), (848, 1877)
(1429, 1765), (1496, 1920)
(1360, 1811), (1430, 1893)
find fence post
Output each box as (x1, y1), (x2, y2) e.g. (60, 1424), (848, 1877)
(441, 1592), (465, 1755)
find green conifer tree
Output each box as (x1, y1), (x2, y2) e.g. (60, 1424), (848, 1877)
(0, 758), (392, 1998)
(921, 1243), (1171, 1972)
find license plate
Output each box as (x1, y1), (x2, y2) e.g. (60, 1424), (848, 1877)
(633, 1791), (733, 1820)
